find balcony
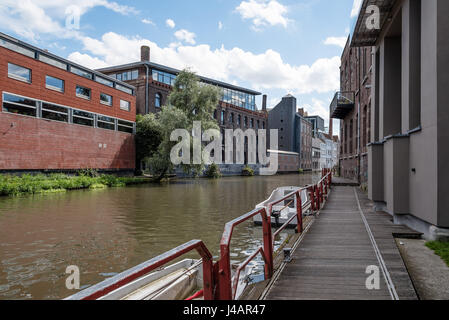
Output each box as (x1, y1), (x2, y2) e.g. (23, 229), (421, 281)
(330, 91), (355, 119)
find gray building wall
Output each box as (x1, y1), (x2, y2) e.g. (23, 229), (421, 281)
(268, 95), (297, 153)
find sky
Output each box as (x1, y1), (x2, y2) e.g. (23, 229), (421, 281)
(0, 0), (363, 136)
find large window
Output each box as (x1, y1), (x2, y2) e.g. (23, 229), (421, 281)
(112, 70), (138, 82)
(2, 93), (37, 117)
(118, 120), (134, 134)
(0, 39), (35, 58)
(76, 85), (91, 100)
(120, 100), (130, 111)
(73, 109), (94, 127)
(8, 63), (31, 83)
(100, 93), (113, 106)
(96, 76), (114, 87)
(97, 115), (115, 131)
(116, 84), (133, 95)
(45, 75), (64, 92)
(152, 69), (176, 86)
(42, 103), (68, 123)
(39, 55), (67, 70)
(220, 87), (256, 111)
(155, 93), (161, 108)
(71, 66), (92, 80)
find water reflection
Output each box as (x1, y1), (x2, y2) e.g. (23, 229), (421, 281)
(0, 173), (319, 299)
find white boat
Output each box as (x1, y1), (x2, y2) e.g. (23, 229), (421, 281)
(65, 258), (252, 300)
(253, 186), (313, 228)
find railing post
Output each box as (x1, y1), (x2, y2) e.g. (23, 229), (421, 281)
(316, 185), (320, 210)
(218, 244), (232, 300)
(263, 207), (274, 279)
(199, 251), (214, 300)
(296, 191), (303, 233)
(308, 187), (315, 212)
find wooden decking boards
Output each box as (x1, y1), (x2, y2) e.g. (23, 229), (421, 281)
(264, 186), (420, 300)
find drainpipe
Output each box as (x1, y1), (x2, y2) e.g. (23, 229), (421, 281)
(357, 48), (361, 185)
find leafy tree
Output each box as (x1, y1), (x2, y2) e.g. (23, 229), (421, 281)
(136, 69), (220, 181)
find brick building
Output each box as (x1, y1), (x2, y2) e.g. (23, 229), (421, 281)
(0, 32), (136, 172)
(330, 37), (373, 184)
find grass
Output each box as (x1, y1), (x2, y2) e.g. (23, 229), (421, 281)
(426, 241), (449, 267)
(0, 173), (152, 197)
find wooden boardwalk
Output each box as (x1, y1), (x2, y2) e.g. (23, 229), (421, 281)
(264, 186), (419, 300)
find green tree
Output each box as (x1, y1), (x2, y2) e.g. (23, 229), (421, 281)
(136, 69), (220, 181)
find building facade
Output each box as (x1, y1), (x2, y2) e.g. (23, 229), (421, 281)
(352, 0), (449, 239)
(331, 36), (373, 184)
(0, 32), (136, 172)
(267, 94), (313, 171)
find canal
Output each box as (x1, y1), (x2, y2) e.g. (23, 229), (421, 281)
(0, 173), (319, 300)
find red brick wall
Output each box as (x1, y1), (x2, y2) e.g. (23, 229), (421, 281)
(0, 113), (135, 170)
(0, 46), (136, 171)
(0, 47), (136, 121)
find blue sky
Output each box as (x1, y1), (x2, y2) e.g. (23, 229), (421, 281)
(0, 0), (362, 135)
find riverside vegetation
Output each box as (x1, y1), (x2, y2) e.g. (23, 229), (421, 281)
(0, 171), (151, 197)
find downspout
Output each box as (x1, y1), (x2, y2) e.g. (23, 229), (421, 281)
(357, 48), (361, 185)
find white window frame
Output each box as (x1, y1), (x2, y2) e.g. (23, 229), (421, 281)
(8, 63), (31, 83)
(120, 99), (130, 111)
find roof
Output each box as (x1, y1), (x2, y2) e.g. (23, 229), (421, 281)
(350, 0), (397, 47)
(0, 32), (135, 92)
(97, 61), (262, 96)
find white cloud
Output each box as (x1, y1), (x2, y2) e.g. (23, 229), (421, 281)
(166, 18), (176, 29)
(351, 0), (363, 18)
(236, 0), (290, 30)
(324, 36), (348, 48)
(174, 29), (196, 45)
(0, 0), (138, 41)
(141, 18), (155, 26)
(218, 21), (223, 30)
(68, 32), (340, 96)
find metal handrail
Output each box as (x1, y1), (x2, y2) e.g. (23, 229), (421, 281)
(65, 240), (215, 300)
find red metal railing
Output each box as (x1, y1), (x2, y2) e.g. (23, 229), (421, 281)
(65, 240), (215, 300)
(217, 169), (332, 300)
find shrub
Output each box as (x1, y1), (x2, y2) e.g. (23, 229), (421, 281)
(242, 166), (254, 176)
(205, 163), (222, 179)
(298, 169), (304, 174)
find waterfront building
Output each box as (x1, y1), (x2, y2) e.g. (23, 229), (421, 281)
(312, 137), (322, 171)
(330, 36), (373, 185)
(97, 46), (268, 172)
(267, 94), (313, 172)
(351, 0), (449, 239)
(0, 32), (136, 173)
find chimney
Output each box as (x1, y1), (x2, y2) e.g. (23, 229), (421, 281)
(297, 108), (304, 117)
(141, 45), (150, 62)
(329, 117), (333, 136)
(262, 95), (267, 111)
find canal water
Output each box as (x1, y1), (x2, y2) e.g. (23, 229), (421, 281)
(0, 173), (319, 300)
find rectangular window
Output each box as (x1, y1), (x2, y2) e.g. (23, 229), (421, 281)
(76, 85), (91, 100)
(71, 66), (92, 80)
(8, 63), (31, 83)
(96, 76), (114, 87)
(39, 55), (67, 70)
(0, 39), (35, 58)
(118, 120), (134, 134)
(116, 84), (133, 95)
(100, 93), (113, 106)
(97, 115), (115, 131)
(73, 109), (94, 127)
(120, 100), (130, 111)
(2, 93), (37, 117)
(41, 103), (68, 123)
(45, 75), (64, 92)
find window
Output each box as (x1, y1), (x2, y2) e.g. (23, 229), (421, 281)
(116, 84), (133, 95)
(42, 103), (68, 123)
(244, 117), (248, 127)
(250, 118), (254, 128)
(8, 63), (31, 83)
(97, 115), (115, 131)
(155, 93), (161, 108)
(221, 110), (225, 125)
(118, 120), (134, 134)
(39, 55), (67, 70)
(0, 39), (35, 58)
(2, 93), (37, 117)
(100, 93), (113, 106)
(71, 66), (92, 80)
(73, 109), (94, 127)
(112, 70), (138, 82)
(45, 76), (64, 92)
(153, 70), (176, 86)
(96, 76), (114, 87)
(237, 115), (241, 126)
(76, 85), (91, 100)
(229, 113), (234, 124)
(120, 100), (130, 111)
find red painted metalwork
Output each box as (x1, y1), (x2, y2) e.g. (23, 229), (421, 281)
(65, 240), (214, 300)
(185, 289), (204, 301)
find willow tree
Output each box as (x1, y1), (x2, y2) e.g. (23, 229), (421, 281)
(136, 69), (220, 181)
